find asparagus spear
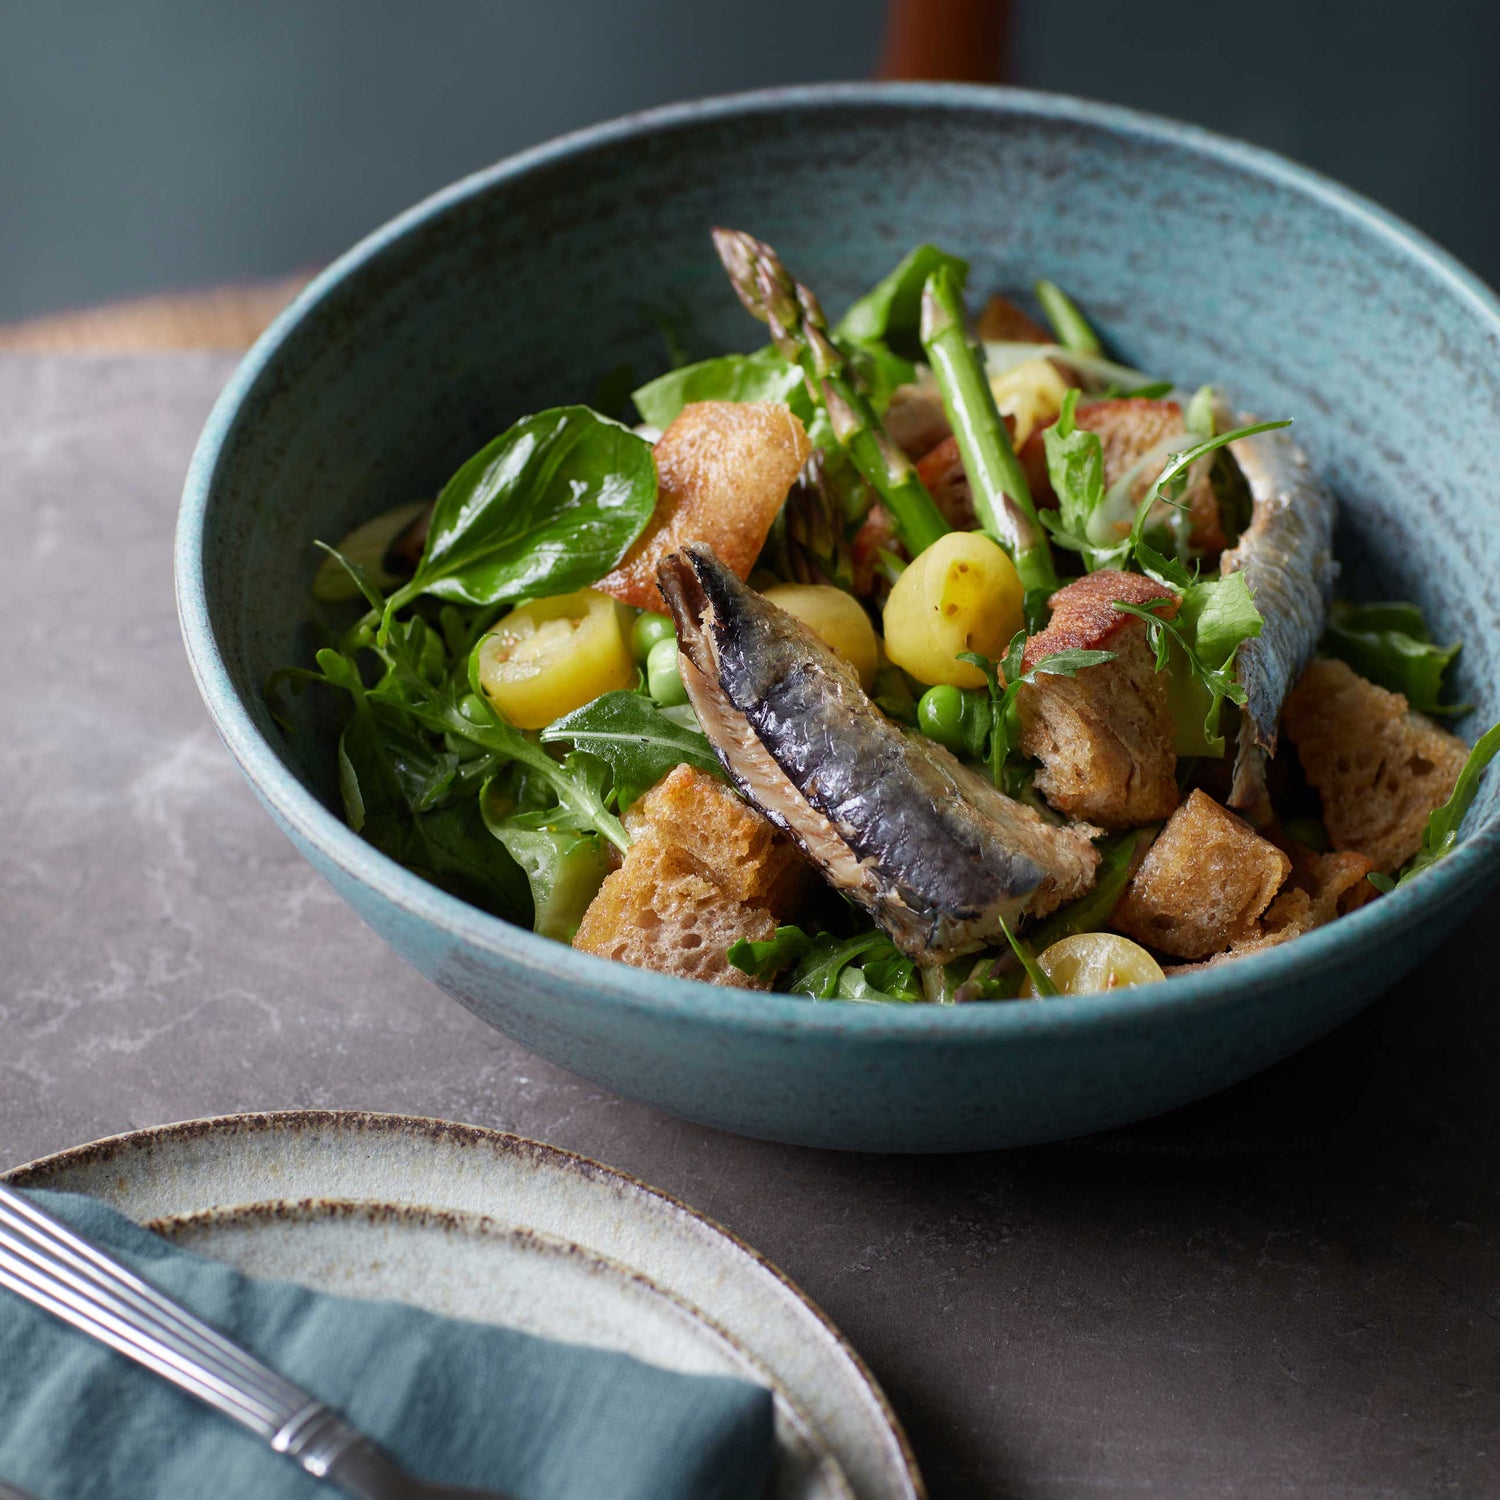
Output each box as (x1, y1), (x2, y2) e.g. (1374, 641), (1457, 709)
(919, 267), (1058, 594)
(1034, 279), (1102, 356)
(712, 228), (949, 557)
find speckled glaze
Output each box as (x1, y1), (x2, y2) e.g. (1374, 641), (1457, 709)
(176, 85), (1500, 1152)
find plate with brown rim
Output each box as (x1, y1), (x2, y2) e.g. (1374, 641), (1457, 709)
(3, 1110), (921, 1500)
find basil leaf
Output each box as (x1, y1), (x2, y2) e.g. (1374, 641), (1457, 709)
(1323, 599), (1464, 714)
(541, 690), (724, 810)
(631, 347), (808, 429)
(394, 406), (657, 610)
(1394, 720), (1500, 885)
(727, 925), (815, 979)
(836, 245), (969, 358)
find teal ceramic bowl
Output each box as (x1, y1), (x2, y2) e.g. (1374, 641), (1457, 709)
(177, 84), (1500, 1152)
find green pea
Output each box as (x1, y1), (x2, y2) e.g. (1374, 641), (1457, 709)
(918, 684), (966, 751)
(632, 611), (676, 663)
(646, 636), (689, 706)
(917, 683), (991, 759)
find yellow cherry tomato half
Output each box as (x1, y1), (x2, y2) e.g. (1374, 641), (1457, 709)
(988, 356), (1070, 447)
(762, 583), (881, 689)
(1020, 932), (1165, 998)
(882, 531), (1025, 688)
(475, 589), (634, 729)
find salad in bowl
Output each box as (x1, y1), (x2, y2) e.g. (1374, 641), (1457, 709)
(272, 230), (1498, 1006)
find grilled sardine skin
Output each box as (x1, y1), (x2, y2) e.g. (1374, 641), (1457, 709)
(1223, 424), (1338, 749)
(661, 544), (1097, 960)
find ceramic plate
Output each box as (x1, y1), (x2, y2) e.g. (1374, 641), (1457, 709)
(4, 1110), (921, 1500)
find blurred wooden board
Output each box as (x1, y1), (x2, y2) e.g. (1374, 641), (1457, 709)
(0, 274), (313, 353)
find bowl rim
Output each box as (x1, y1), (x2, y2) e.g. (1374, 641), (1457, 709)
(176, 80), (1500, 1040)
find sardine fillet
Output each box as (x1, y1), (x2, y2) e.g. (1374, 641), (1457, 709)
(1222, 424), (1338, 808)
(659, 544), (1098, 963)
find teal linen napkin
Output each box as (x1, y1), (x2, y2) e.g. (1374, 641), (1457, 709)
(0, 1190), (774, 1500)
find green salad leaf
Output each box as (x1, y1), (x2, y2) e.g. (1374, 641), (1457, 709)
(787, 930), (914, 1001)
(478, 801), (611, 942)
(1323, 600), (1465, 715)
(541, 691), (723, 811)
(1027, 827), (1156, 950)
(387, 406), (657, 614)
(1114, 579), (1261, 755)
(835, 244), (969, 357)
(726, 925), (816, 980)
(997, 915), (1057, 997)
(631, 347), (809, 429)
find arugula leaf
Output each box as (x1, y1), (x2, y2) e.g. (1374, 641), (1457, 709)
(1114, 578), (1261, 753)
(1379, 720), (1500, 888)
(727, 925), (815, 979)
(1323, 600), (1465, 715)
(541, 691), (724, 810)
(333, 685), (529, 920)
(997, 915), (1058, 997)
(631, 347), (808, 429)
(1027, 826), (1157, 950)
(1044, 417), (1292, 574)
(387, 407), (657, 614)
(788, 930), (899, 1000)
(835, 245), (969, 357)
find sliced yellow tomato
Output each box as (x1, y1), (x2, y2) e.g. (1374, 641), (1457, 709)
(882, 532), (1025, 689)
(475, 589), (633, 729)
(989, 357), (1070, 447)
(1020, 932), (1165, 998)
(762, 583), (880, 689)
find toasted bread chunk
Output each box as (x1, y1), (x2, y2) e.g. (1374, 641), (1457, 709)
(622, 764), (808, 912)
(597, 402), (810, 612)
(574, 766), (808, 988)
(1028, 398), (1224, 555)
(1113, 790), (1291, 958)
(1282, 658), (1469, 873)
(1017, 571), (1180, 830)
(884, 374), (951, 459)
(1162, 843), (1376, 973)
(914, 435), (979, 531)
(976, 293), (1052, 345)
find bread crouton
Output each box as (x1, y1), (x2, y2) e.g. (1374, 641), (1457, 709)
(1028, 398), (1224, 555)
(976, 293), (1052, 345)
(884, 374), (951, 459)
(1282, 658), (1469, 873)
(597, 402), (811, 612)
(573, 766), (808, 988)
(914, 435), (979, 531)
(1017, 571), (1180, 829)
(1161, 843), (1376, 973)
(1113, 790), (1291, 958)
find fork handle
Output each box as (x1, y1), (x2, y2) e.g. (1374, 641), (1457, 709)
(0, 1183), (414, 1498)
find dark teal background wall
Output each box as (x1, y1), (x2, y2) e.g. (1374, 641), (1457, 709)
(2, 0), (1495, 318)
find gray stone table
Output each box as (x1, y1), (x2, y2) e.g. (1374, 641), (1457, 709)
(3, 355), (1497, 1498)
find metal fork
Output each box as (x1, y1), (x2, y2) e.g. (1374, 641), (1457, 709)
(0, 1182), (514, 1499)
